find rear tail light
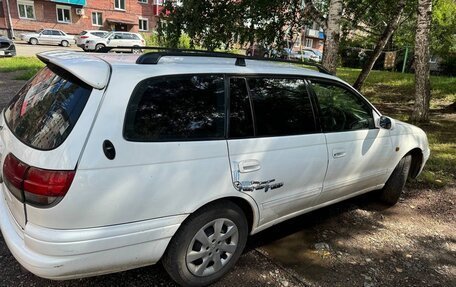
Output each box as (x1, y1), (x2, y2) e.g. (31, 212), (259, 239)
(2, 153), (75, 207)
(80, 36), (89, 39)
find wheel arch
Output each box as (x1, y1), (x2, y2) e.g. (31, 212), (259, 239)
(188, 195), (259, 235)
(406, 147), (424, 179)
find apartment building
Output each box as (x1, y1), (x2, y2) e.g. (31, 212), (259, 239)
(294, 22), (325, 52)
(0, 0), (166, 37)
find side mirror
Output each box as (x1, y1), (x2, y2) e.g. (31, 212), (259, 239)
(379, 116), (394, 130)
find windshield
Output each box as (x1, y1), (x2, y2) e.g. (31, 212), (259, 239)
(4, 65), (92, 150)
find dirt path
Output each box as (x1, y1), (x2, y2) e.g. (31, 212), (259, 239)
(0, 71), (454, 287)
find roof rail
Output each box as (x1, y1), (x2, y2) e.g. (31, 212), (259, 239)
(97, 46), (333, 75)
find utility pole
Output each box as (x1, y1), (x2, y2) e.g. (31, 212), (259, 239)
(5, 0), (15, 39)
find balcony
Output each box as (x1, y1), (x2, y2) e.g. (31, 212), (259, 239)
(306, 29), (320, 38)
(52, 0), (86, 6)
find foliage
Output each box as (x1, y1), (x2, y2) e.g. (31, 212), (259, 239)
(431, 0), (456, 56)
(160, 0), (306, 50)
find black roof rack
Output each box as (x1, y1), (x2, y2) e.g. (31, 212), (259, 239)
(97, 46), (333, 75)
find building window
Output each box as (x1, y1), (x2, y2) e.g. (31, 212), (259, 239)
(138, 0), (148, 3)
(305, 38), (313, 48)
(115, 0), (126, 10)
(139, 18), (149, 31)
(92, 12), (102, 26)
(154, 0), (165, 4)
(56, 5), (71, 23)
(17, 0), (35, 20)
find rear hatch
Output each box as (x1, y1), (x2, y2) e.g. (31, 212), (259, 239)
(0, 59), (107, 229)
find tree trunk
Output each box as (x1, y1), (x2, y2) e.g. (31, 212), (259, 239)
(321, 0), (343, 75)
(353, 0), (406, 90)
(411, 0), (432, 122)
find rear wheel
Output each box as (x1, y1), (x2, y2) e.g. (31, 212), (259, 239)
(162, 201), (248, 287)
(61, 40), (69, 47)
(379, 155), (412, 205)
(263, 52), (269, 58)
(29, 38), (38, 45)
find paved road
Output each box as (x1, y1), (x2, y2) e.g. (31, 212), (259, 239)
(13, 40), (81, 57)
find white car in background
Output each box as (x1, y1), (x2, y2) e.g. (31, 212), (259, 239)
(74, 30), (109, 51)
(0, 50), (430, 286)
(20, 29), (75, 47)
(85, 31), (145, 52)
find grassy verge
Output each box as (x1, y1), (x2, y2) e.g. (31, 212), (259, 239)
(338, 68), (456, 188)
(0, 57), (45, 80)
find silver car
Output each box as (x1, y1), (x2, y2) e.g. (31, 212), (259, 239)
(20, 29), (75, 47)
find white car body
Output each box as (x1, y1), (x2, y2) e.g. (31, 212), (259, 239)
(84, 32), (145, 51)
(74, 30), (109, 50)
(0, 51), (430, 281)
(20, 29), (75, 46)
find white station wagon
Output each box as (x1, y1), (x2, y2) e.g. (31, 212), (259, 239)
(0, 50), (429, 286)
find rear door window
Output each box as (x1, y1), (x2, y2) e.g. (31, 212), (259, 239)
(124, 75), (225, 141)
(246, 77), (317, 137)
(4, 65), (92, 150)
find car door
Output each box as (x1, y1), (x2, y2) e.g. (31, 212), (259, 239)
(308, 79), (394, 204)
(107, 32), (123, 47)
(39, 30), (53, 44)
(51, 30), (63, 45)
(227, 76), (328, 226)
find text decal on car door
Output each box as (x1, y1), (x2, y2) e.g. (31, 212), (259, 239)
(234, 180), (284, 192)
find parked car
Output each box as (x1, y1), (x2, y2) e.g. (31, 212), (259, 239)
(75, 30), (109, 51)
(304, 48), (323, 62)
(246, 44), (271, 57)
(0, 50), (430, 287)
(85, 32), (145, 52)
(0, 35), (16, 57)
(291, 49), (320, 62)
(20, 29), (75, 47)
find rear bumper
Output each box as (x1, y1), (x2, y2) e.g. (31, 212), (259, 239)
(0, 191), (187, 279)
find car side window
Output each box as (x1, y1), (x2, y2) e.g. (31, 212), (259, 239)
(42, 30), (52, 35)
(310, 80), (375, 132)
(229, 78), (254, 138)
(246, 77), (317, 137)
(52, 30), (61, 36)
(114, 33), (122, 39)
(125, 75), (225, 141)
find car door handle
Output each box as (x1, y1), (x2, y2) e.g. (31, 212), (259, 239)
(238, 160), (261, 173)
(333, 150), (346, 158)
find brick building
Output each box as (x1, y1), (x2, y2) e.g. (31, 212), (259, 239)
(0, 0), (166, 38)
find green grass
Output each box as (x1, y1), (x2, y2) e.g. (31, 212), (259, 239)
(337, 68), (456, 188)
(0, 57), (45, 80)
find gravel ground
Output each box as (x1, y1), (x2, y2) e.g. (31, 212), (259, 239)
(0, 71), (454, 287)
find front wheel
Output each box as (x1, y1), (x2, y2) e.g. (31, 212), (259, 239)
(162, 201), (248, 287)
(29, 38), (38, 45)
(379, 155), (412, 205)
(61, 40), (69, 47)
(95, 43), (105, 52)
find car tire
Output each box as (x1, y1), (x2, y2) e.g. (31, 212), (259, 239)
(246, 52), (252, 57)
(29, 38), (38, 45)
(95, 44), (105, 52)
(379, 155), (412, 205)
(61, 40), (69, 47)
(162, 201), (248, 287)
(263, 52), (269, 58)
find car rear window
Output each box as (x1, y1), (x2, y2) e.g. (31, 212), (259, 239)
(4, 65), (92, 150)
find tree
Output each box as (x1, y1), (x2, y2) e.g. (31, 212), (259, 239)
(411, 0), (432, 122)
(352, 0), (407, 90)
